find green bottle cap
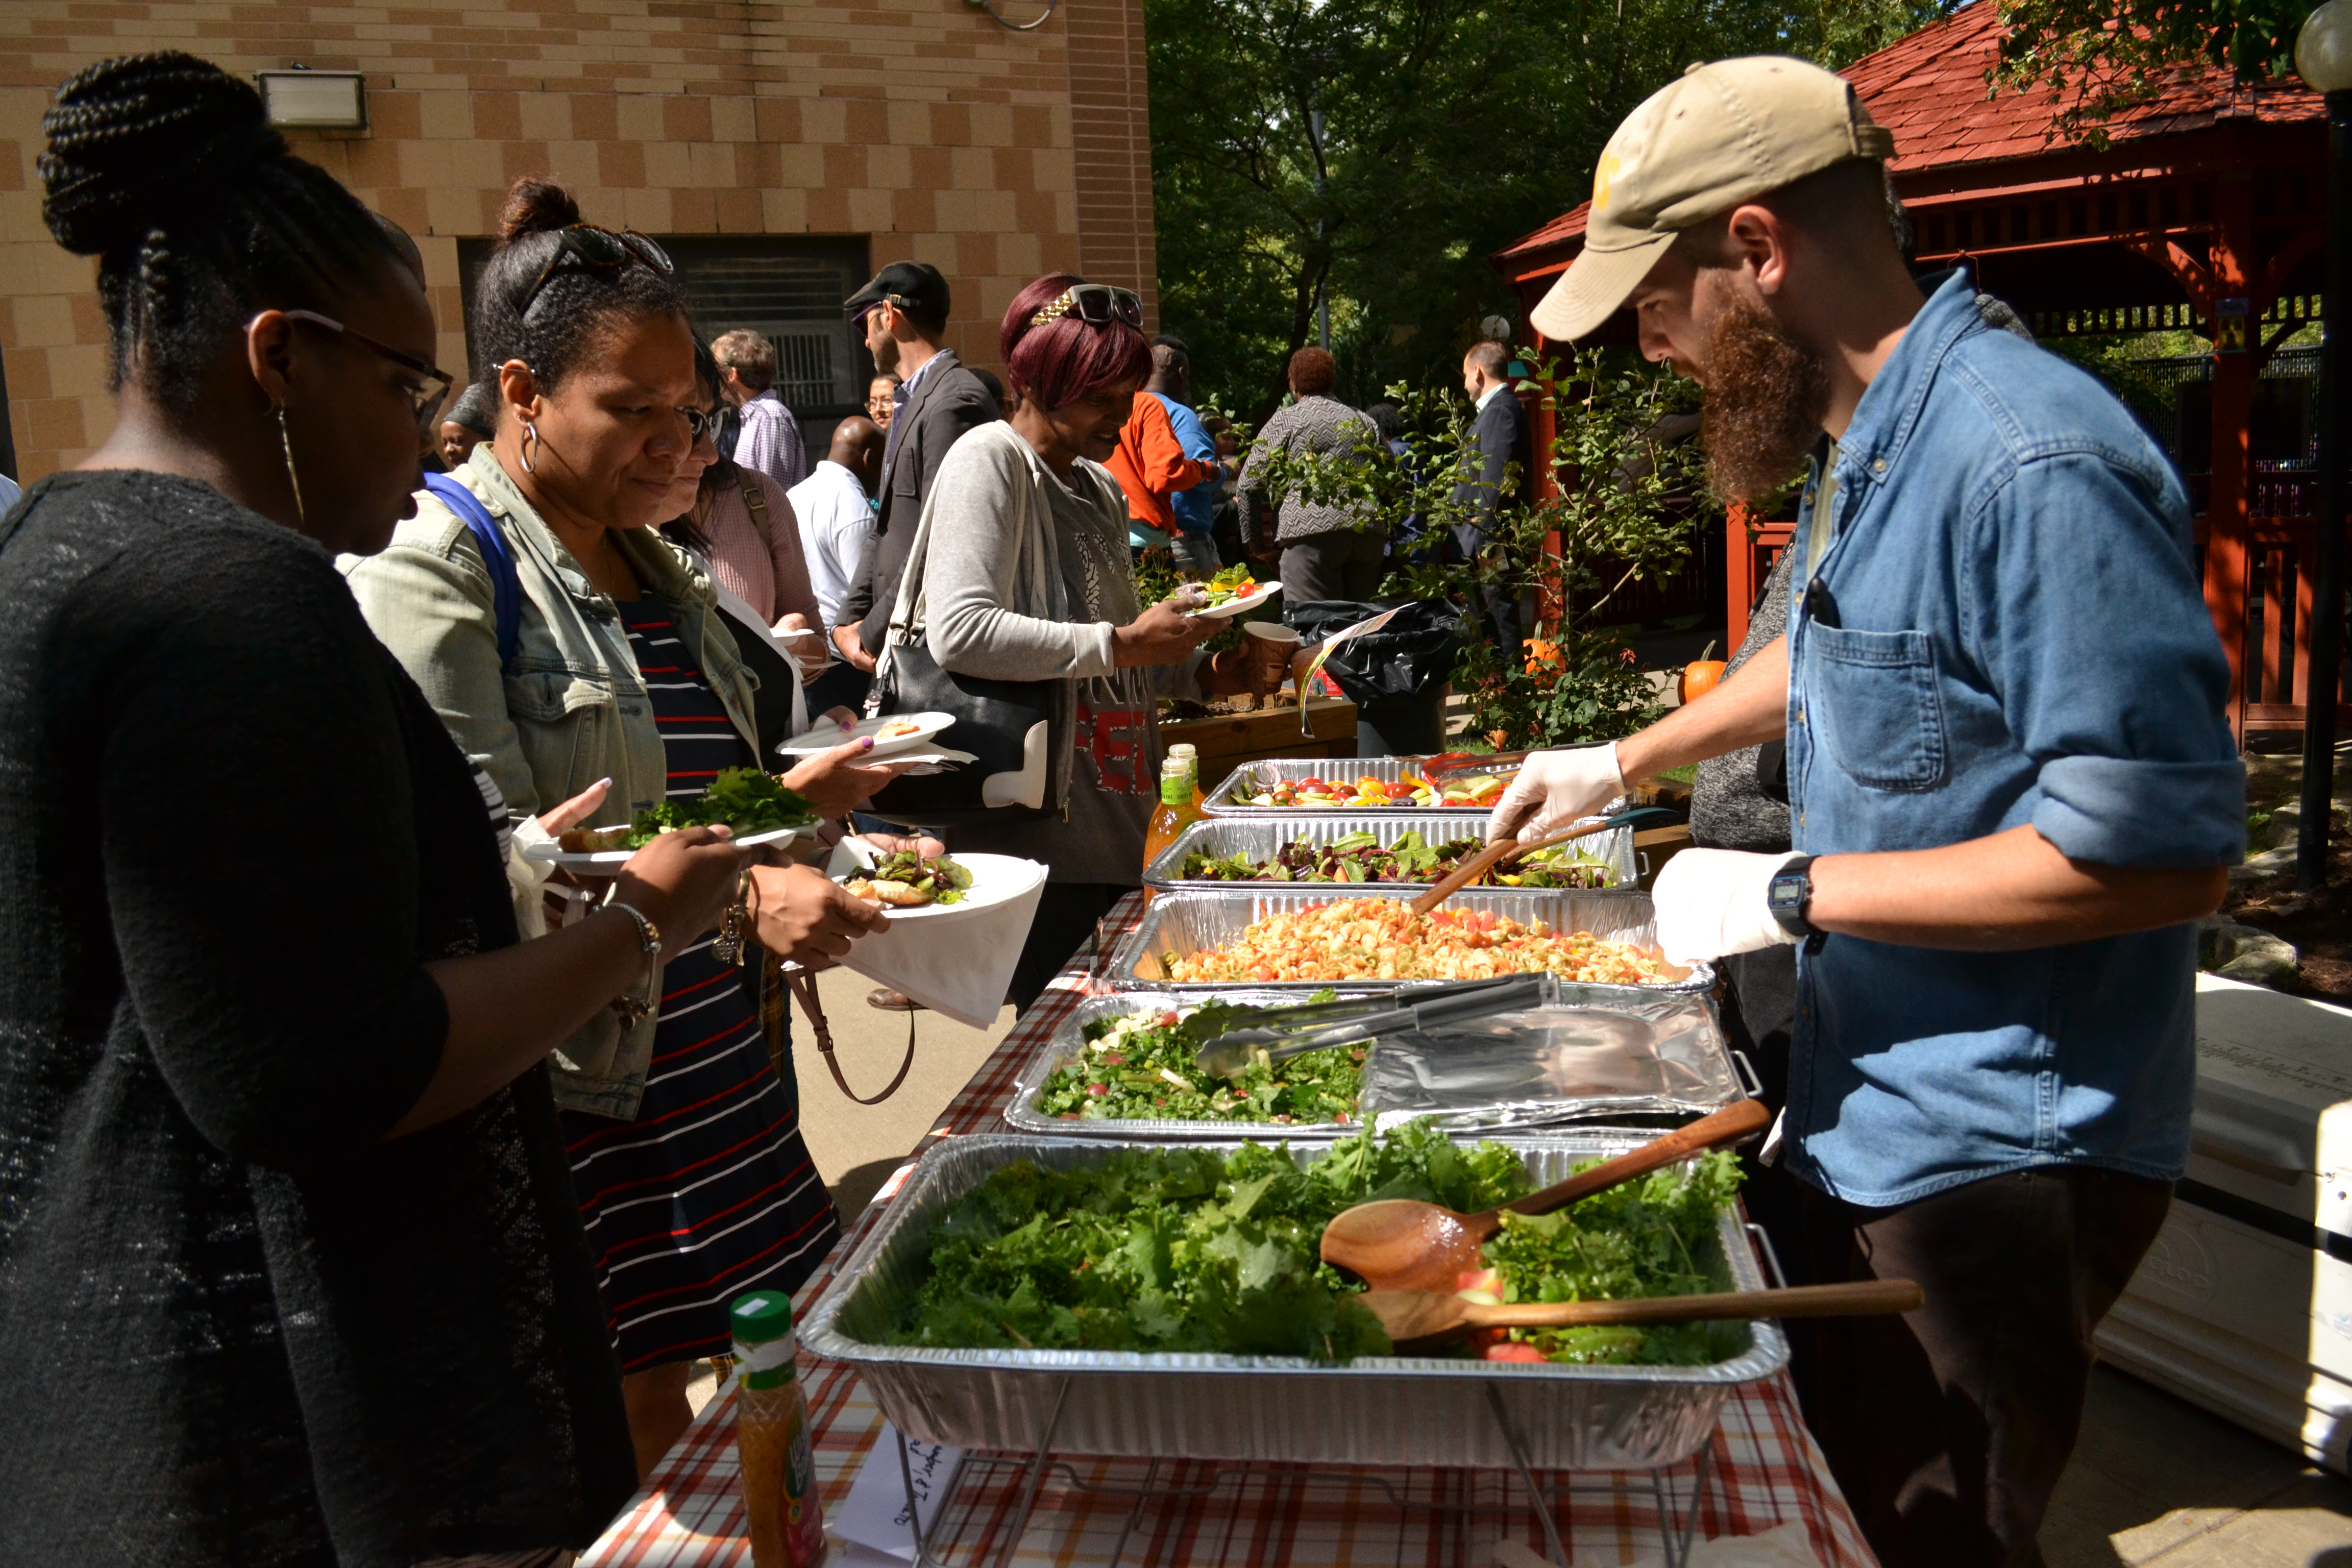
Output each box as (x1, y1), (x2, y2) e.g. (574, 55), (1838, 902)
(730, 1290), (800, 1387)
(731, 1290), (794, 1343)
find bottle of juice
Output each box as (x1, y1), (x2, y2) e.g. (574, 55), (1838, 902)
(733, 1290), (827, 1567)
(1165, 742), (1204, 807)
(1142, 756), (1204, 873)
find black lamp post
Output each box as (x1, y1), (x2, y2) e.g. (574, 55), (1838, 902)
(2296, 4), (2352, 890)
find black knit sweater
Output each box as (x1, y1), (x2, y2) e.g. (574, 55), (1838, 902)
(0, 472), (635, 1566)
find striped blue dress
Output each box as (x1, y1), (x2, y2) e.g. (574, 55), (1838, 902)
(558, 597), (840, 1374)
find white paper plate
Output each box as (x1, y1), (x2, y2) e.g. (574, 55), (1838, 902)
(825, 845), (1047, 922)
(1184, 580), (1280, 620)
(521, 821), (808, 868)
(777, 710), (954, 758)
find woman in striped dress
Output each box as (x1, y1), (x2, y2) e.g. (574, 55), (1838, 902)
(347, 173), (901, 1475)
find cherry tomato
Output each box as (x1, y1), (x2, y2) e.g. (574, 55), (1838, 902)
(1484, 1342), (1548, 1363)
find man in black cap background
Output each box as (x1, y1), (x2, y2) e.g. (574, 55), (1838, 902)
(830, 260), (999, 676)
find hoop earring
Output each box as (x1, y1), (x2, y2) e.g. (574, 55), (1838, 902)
(520, 420), (540, 475)
(275, 405), (308, 527)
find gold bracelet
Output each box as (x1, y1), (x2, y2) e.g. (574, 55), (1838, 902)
(713, 870), (754, 967)
(606, 900), (663, 1026)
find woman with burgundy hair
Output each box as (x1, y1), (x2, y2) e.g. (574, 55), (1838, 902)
(901, 273), (1280, 1008)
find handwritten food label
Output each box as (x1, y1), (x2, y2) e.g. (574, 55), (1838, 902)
(832, 1423), (963, 1563)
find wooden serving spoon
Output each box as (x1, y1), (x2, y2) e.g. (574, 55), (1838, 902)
(1358, 1278), (1923, 1348)
(1407, 806), (1682, 917)
(1318, 1098), (1773, 1293)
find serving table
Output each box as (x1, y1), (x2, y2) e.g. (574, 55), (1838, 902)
(580, 894), (1879, 1568)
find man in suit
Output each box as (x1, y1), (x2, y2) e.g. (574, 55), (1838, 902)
(830, 261), (1000, 675)
(1453, 338), (1533, 657)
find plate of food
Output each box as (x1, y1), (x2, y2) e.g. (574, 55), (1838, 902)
(1178, 565), (1280, 620)
(777, 709), (954, 757)
(826, 843), (1046, 920)
(523, 767), (818, 867)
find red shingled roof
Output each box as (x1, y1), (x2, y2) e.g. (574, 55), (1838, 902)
(1496, 1), (2321, 265)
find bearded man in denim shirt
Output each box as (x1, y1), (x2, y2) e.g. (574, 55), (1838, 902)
(1489, 57), (2242, 1568)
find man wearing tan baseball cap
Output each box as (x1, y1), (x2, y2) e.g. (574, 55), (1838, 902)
(1493, 55), (2242, 1568)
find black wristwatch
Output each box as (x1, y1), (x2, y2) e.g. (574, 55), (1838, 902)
(1767, 855), (1818, 941)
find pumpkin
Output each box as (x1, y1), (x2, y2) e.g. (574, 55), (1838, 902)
(1680, 658), (1727, 704)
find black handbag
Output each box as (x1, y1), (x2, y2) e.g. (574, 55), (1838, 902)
(864, 635), (1058, 826)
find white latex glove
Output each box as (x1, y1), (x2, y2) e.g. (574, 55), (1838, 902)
(1652, 848), (1801, 965)
(1485, 742), (1625, 844)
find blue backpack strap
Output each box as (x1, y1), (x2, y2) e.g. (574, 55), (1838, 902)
(421, 472), (522, 670)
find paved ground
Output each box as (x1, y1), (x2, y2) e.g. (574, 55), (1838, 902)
(2044, 1365), (2352, 1567)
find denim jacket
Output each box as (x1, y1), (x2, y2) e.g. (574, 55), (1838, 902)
(341, 448), (762, 1120)
(1783, 271), (2244, 1208)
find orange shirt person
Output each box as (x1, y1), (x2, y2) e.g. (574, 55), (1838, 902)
(1107, 342), (1214, 546)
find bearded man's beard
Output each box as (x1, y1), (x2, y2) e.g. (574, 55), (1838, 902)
(1697, 280), (1831, 505)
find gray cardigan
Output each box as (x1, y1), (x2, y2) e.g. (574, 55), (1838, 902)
(892, 422), (1204, 880)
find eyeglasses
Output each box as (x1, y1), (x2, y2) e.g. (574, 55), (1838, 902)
(277, 309), (456, 435)
(520, 224), (675, 318)
(1027, 283), (1144, 330)
(681, 406), (718, 442)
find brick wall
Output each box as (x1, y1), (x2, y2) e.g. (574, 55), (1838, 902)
(0, 0), (1161, 480)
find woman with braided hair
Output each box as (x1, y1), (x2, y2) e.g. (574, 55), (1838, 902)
(0, 53), (760, 1565)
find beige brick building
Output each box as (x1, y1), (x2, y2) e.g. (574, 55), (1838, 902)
(0, 0), (1160, 481)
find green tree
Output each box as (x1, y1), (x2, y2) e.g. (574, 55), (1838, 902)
(1239, 347), (1701, 747)
(1993, 0), (2310, 144)
(1146, 0), (1955, 417)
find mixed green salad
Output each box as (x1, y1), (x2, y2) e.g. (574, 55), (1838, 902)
(1487, 842), (1616, 890)
(624, 767), (816, 850)
(845, 848), (973, 908)
(1186, 562), (1263, 611)
(1180, 829), (1489, 885)
(1034, 995), (1363, 1123)
(884, 1122), (1743, 1366)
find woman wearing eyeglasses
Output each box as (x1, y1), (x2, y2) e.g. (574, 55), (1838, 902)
(346, 174), (901, 1476)
(0, 57), (767, 1563)
(896, 274), (1284, 1010)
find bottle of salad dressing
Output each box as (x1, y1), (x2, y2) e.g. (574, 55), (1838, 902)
(1142, 755), (1204, 876)
(732, 1290), (827, 1567)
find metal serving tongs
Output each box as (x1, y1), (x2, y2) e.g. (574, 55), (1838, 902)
(1418, 746), (1536, 780)
(1407, 805), (1683, 916)
(1192, 972), (1549, 1080)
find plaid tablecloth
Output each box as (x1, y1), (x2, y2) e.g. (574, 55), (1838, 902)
(582, 894), (1880, 1568)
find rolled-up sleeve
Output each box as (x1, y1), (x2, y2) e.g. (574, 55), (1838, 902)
(1974, 450), (2245, 867)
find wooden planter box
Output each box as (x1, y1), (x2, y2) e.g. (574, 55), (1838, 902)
(1159, 696), (1358, 796)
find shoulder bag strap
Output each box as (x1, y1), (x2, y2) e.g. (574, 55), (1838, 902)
(740, 478), (772, 547)
(421, 473), (522, 670)
(781, 962), (915, 1104)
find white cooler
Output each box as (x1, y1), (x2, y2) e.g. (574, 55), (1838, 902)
(2094, 974), (2352, 1472)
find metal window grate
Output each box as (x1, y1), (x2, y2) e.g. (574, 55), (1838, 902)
(455, 234), (873, 418)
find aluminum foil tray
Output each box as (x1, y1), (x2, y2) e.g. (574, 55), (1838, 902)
(1204, 755), (1513, 816)
(1103, 886), (1714, 997)
(1003, 987), (1742, 1140)
(799, 1132), (1784, 1469)
(1004, 987), (1385, 1140)
(1143, 812), (1638, 895)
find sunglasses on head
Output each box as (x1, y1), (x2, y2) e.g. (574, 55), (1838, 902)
(276, 309), (456, 437)
(1028, 283), (1144, 330)
(520, 224), (675, 318)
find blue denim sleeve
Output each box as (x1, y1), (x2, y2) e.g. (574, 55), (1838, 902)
(1974, 450), (2244, 867)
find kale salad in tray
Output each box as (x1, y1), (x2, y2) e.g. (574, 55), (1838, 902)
(884, 1122), (1744, 1367)
(1032, 994), (1363, 1125)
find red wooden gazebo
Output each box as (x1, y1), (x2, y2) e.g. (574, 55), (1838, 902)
(1493, 5), (2329, 737)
